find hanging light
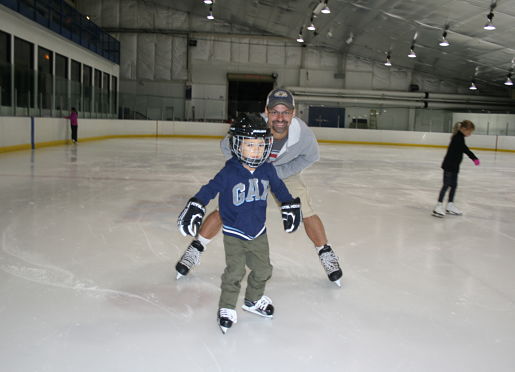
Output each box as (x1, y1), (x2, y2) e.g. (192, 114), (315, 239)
(408, 46), (416, 58)
(505, 74), (514, 86)
(384, 54), (392, 66)
(469, 81), (478, 90)
(207, 6), (214, 19)
(297, 31), (304, 43)
(439, 31), (449, 46)
(484, 12), (496, 30)
(321, 0), (331, 14)
(203, 0), (213, 4)
(307, 16), (316, 31)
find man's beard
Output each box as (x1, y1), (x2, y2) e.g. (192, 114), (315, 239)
(271, 120), (289, 134)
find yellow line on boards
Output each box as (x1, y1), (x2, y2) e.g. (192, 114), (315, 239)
(1, 135), (514, 153)
(0, 144), (32, 153)
(317, 139), (515, 152)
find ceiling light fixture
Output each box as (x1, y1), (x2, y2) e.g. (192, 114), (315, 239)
(505, 73), (514, 86)
(321, 0), (331, 14)
(207, 6), (214, 19)
(203, 0), (213, 4)
(307, 16), (316, 31)
(408, 46), (416, 58)
(469, 81), (478, 90)
(384, 54), (392, 66)
(297, 27), (304, 43)
(439, 31), (450, 47)
(484, 11), (496, 30)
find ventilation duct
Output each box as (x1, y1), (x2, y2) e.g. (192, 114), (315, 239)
(286, 87), (515, 111)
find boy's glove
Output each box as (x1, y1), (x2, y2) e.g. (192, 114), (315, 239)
(281, 197), (302, 233)
(177, 197), (206, 237)
(473, 158), (480, 166)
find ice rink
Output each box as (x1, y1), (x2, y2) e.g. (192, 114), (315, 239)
(1, 137), (514, 372)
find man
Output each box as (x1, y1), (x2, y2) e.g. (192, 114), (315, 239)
(175, 88), (343, 286)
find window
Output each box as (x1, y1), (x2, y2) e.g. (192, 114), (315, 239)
(55, 53), (68, 110)
(94, 68), (101, 112)
(14, 37), (34, 108)
(37, 46), (53, 109)
(0, 31), (12, 106)
(18, 0), (35, 19)
(83, 65), (92, 112)
(49, 1), (63, 34)
(70, 59), (81, 110)
(102, 72), (110, 113)
(111, 75), (117, 116)
(34, 0), (50, 27)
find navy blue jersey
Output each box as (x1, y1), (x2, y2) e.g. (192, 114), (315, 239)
(194, 157), (293, 240)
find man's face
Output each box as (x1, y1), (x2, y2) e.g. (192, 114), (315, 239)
(266, 104), (294, 136)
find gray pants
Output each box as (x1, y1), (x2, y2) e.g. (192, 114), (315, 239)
(219, 234), (273, 310)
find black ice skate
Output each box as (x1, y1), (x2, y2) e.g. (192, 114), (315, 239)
(318, 245), (343, 287)
(242, 295), (274, 318)
(175, 240), (204, 279)
(218, 308), (237, 334)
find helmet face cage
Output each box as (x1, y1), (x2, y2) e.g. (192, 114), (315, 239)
(230, 134), (273, 168)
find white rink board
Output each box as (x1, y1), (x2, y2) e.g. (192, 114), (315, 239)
(0, 117), (514, 151)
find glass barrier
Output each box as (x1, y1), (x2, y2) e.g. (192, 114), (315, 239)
(0, 68), (117, 118)
(118, 92), (186, 121)
(1, 74), (514, 135)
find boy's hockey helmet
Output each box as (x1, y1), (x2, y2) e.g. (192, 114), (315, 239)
(229, 113), (273, 168)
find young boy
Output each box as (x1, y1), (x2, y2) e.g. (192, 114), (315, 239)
(177, 113), (302, 334)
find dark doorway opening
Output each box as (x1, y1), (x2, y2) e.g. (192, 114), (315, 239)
(227, 73), (275, 120)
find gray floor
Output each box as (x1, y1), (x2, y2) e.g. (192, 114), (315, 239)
(1, 138), (514, 372)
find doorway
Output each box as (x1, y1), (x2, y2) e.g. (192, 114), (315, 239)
(227, 73), (275, 120)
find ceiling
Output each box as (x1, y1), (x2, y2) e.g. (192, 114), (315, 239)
(145, 0), (515, 92)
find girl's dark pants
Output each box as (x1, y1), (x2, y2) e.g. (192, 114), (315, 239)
(438, 170), (458, 203)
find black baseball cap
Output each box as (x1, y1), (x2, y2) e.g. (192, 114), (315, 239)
(266, 89), (295, 110)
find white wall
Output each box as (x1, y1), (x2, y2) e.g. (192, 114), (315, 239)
(1, 117), (514, 152)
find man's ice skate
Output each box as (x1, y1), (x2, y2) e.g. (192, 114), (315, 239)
(217, 308), (237, 334)
(432, 202), (445, 218)
(318, 245), (343, 287)
(175, 240), (204, 279)
(242, 295), (274, 318)
(446, 202), (463, 215)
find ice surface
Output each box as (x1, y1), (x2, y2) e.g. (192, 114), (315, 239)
(1, 138), (514, 372)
